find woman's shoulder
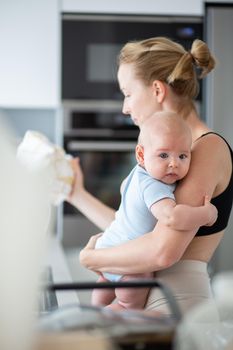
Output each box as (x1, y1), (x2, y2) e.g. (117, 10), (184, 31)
(193, 131), (232, 160)
(194, 132), (232, 173)
(194, 131), (232, 148)
(174, 130), (232, 203)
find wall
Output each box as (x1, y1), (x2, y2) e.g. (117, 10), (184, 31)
(205, 3), (233, 273)
(1, 109), (56, 143)
(0, 0), (60, 109)
(0, 0), (63, 160)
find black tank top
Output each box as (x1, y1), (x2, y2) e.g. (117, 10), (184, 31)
(196, 132), (233, 236)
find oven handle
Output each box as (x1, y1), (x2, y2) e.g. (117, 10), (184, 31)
(66, 140), (136, 152)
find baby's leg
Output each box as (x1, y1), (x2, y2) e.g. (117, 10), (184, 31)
(91, 275), (116, 307)
(108, 273), (153, 311)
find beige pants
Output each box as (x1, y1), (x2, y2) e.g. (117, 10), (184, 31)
(145, 260), (213, 315)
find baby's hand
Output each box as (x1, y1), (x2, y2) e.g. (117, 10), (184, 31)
(204, 195), (218, 226)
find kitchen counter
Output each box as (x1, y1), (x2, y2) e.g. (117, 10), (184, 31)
(43, 236), (80, 308)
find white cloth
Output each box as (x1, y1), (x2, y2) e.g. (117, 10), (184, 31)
(17, 130), (74, 205)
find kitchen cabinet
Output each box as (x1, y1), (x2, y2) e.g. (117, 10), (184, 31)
(0, 0), (61, 109)
(62, 0), (233, 16)
(62, 0), (203, 16)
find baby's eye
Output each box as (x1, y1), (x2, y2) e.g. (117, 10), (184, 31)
(179, 154), (187, 160)
(159, 153), (169, 159)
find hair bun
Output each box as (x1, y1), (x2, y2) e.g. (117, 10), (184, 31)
(190, 39), (216, 78)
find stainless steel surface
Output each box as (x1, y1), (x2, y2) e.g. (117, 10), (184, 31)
(62, 13), (202, 23)
(62, 101), (136, 137)
(63, 99), (123, 110)
(39, 266), (58, 315)
(67, 140), (136, 152)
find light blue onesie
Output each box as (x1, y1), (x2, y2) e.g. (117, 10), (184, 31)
(95, 164), (176, 281)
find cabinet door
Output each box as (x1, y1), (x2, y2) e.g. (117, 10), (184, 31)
(0, 0), (60, 108)
(62, 0), (203, 15)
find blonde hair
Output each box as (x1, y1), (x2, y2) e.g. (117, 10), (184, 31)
(118, 37), (216, 101)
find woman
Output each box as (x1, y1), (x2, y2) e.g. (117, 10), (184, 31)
(68, 37), (233, 315)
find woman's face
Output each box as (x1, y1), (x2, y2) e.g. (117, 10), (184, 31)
(117, 63), (161, 127)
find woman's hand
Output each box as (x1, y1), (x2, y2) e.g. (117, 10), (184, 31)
(68, 157), (84, 205)
(79, 233), (103, 273)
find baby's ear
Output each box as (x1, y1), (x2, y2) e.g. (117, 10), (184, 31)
(135, 144), (144, 166)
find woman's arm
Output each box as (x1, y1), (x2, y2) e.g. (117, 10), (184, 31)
(80, 135), (225, 274)
(68, 158), (116, 231)
(79, 223), (198, 274)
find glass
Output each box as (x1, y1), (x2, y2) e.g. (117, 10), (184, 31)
(64, 150), (136, 215)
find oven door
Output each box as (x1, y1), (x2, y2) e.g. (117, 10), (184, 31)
(63, 139), (136, 248)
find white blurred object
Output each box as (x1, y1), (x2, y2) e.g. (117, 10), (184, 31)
(212, 271), (233, 302)
(0, 118), (50, 350)
(175, 271), (233, 350)
(17, 130), (74, 205)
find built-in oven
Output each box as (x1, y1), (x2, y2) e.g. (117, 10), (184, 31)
(61, 13), (203, 247)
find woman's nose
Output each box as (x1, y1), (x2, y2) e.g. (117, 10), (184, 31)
(122, 101), (130, 115)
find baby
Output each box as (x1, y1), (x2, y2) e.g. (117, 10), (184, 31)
(91, 111), (217, 310)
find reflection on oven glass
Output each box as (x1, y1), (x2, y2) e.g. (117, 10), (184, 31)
(64, 151), (136, 215)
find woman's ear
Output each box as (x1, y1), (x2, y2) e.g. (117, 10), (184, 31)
(152, 80), (166, 103)
(135, 144), (144, 166)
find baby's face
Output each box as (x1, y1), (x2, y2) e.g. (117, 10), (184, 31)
(142, 133), (191, 184)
